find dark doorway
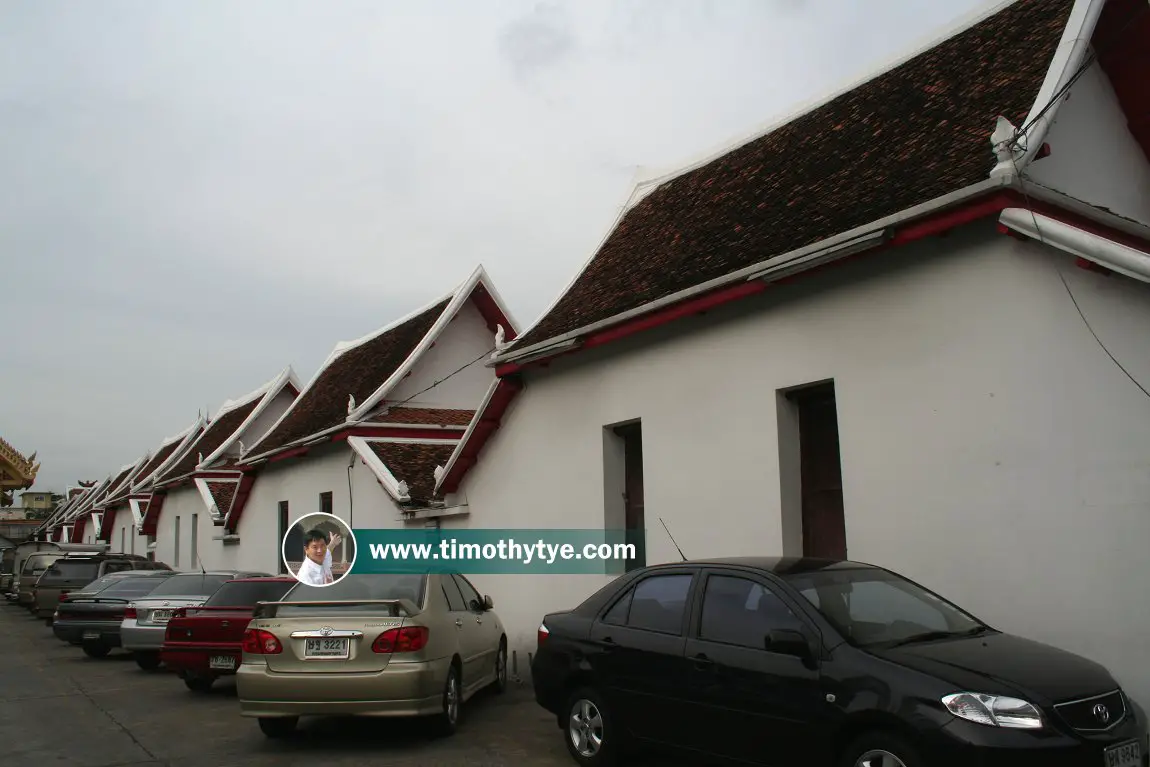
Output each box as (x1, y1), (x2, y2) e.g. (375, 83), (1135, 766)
(613, 421), (646, 570)
(787, 383), (847, 560)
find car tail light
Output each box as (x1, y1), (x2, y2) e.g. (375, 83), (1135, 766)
(58, 592), (69, 601)
(537, 622), (549, 647)
(371, 626), (429, 653)
(124, 607), (137, 620)
(242, 628), (282, 654)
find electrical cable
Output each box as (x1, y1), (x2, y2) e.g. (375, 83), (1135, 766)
(1004, 13), (1150, 403)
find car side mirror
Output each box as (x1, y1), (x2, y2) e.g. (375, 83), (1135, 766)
(483, 594), (494, 610)
(766, 628), (812, 660)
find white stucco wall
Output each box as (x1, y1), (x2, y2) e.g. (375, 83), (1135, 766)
(108, 507), (148, 558)
(386, 300), (499, 408)
(1025, 65), (1150, 224)
(152, 485), (208, 570)
(454, 221), (1150, 701)
(218, 444), (399, 574)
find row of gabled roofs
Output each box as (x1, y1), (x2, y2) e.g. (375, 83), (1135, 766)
(39, 264), (519, 543)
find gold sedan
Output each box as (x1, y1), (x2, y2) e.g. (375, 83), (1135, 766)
(236, 571), (509, 738)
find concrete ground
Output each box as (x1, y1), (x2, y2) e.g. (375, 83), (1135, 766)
(0, 602), (593, 767)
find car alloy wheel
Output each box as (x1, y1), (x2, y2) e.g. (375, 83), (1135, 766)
(445, 671), (460, 725)
(569, 698), (604, 758)
(855, 750), (908, 767)
(495, 644), (508, 692)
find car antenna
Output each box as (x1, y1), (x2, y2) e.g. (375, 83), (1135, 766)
(196, 553), (206, 575)
(659, 517), (687, 562)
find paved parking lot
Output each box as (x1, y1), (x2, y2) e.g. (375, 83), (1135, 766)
(0, 603), (577, 767)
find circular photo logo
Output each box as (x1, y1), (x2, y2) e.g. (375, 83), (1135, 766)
(281, 512), (357, 587)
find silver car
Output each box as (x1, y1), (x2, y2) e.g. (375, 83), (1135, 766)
(120, 570), (269, 670)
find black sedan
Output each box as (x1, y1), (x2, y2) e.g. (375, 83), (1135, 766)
(53, 571), (175, 658)
(532, 557), (1148, 767)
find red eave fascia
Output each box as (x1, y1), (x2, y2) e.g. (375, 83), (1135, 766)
(223, 473), (258, 534)
(496, 188), (1150, 377)
(331, 425), (467, 442)
(138, 492), (167, 537)
(98, 506), (118, 542)
(438, 377), (523, 495)
(70, 516), (87, 543)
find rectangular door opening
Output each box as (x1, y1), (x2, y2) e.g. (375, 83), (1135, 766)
(785, 382), (847, 560)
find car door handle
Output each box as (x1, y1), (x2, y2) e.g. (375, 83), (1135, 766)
(476, 617), (483, 624)
(592, 636), (617, 650)
(692, 653), (715, 670)
(455, 618), (463, 627)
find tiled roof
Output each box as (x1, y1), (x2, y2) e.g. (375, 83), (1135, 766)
(130, 425), (202, 492)
(205, 481), (238, 517)
(249, 297), (451, 457)
(367, 407), (476, 426)
(510, 0), (1075, 350)
(368, 442), (458, 503)
(158, 399), (261, 484)
(96, 465), (137, 507)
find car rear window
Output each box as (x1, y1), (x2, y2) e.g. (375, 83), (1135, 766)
(145, 574), (237, 597)
(204, 579), (296, 607)
(24, 555), (62, 574)
(44, 560), (101, 581)
(278, 574), (427, 615)
(100, 577), (171, 598)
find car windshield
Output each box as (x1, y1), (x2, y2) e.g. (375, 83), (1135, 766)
(43, 559), (101, 581)
(98, 577), (171, 599)
(277, 574), (427, 615)
(145, 573), (235, 598)
(784, 567), (987, 648)
(204, 579), (295, 607)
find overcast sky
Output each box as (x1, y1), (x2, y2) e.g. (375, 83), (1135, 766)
(2, 0), (987, 493)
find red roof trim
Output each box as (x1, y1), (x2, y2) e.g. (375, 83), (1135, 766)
(70, 516), (86, 543)
(496, 190), (1044, 376)
(223, 473), (257, 534)
(138, 492), (167, 537)
(98, 506), (117, 542)
(470, 284), (518, 340)
(332, 426), (469, 442)
(438, 377), (523, 494)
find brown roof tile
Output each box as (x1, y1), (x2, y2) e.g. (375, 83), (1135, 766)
(157, 399), (261, 484)
(512, 0), (1075, 349)
(131, 436), (192, 491)
(367, 407), (476, 426)
(367, 442), (458, 503)
(251, 298), (451, 456)
(206, 481), (238, 517)
(96, 465), (137, 506)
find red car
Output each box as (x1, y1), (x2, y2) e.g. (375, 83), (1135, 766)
(160, 576), (296, 692)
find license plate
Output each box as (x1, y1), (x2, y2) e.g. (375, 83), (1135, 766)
(209, 655), (236, 670)
(149, 610), (173, 623)
(82, 631), (99, 640)
(1105, 740), (1142, 767)
(304, 637), (349, 658)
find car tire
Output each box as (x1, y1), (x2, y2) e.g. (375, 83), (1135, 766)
(839, 732), (924, 767)
(134, 651), (161, 671)
(257, 717), (297, 739)
(563, 686), (621, 766)
(44, 617), (53, 627)
(431, 664), (462, 737)
(492, 640), (508, 694)
(82, 642), (110, 659)
(184, 674), (214, 693)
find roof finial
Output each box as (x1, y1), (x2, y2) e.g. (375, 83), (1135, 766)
(197, 452), (204, 465)
(494, 324), (509, 351)
(989, 115), (1024, 179)
(237, 440), (245, 455)
(348, 394), (357, 415)
(434, 465), (445, 484)
(396, 480), (410, 498)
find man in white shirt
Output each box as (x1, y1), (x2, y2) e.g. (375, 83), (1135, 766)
(295, 528), (344, 586)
